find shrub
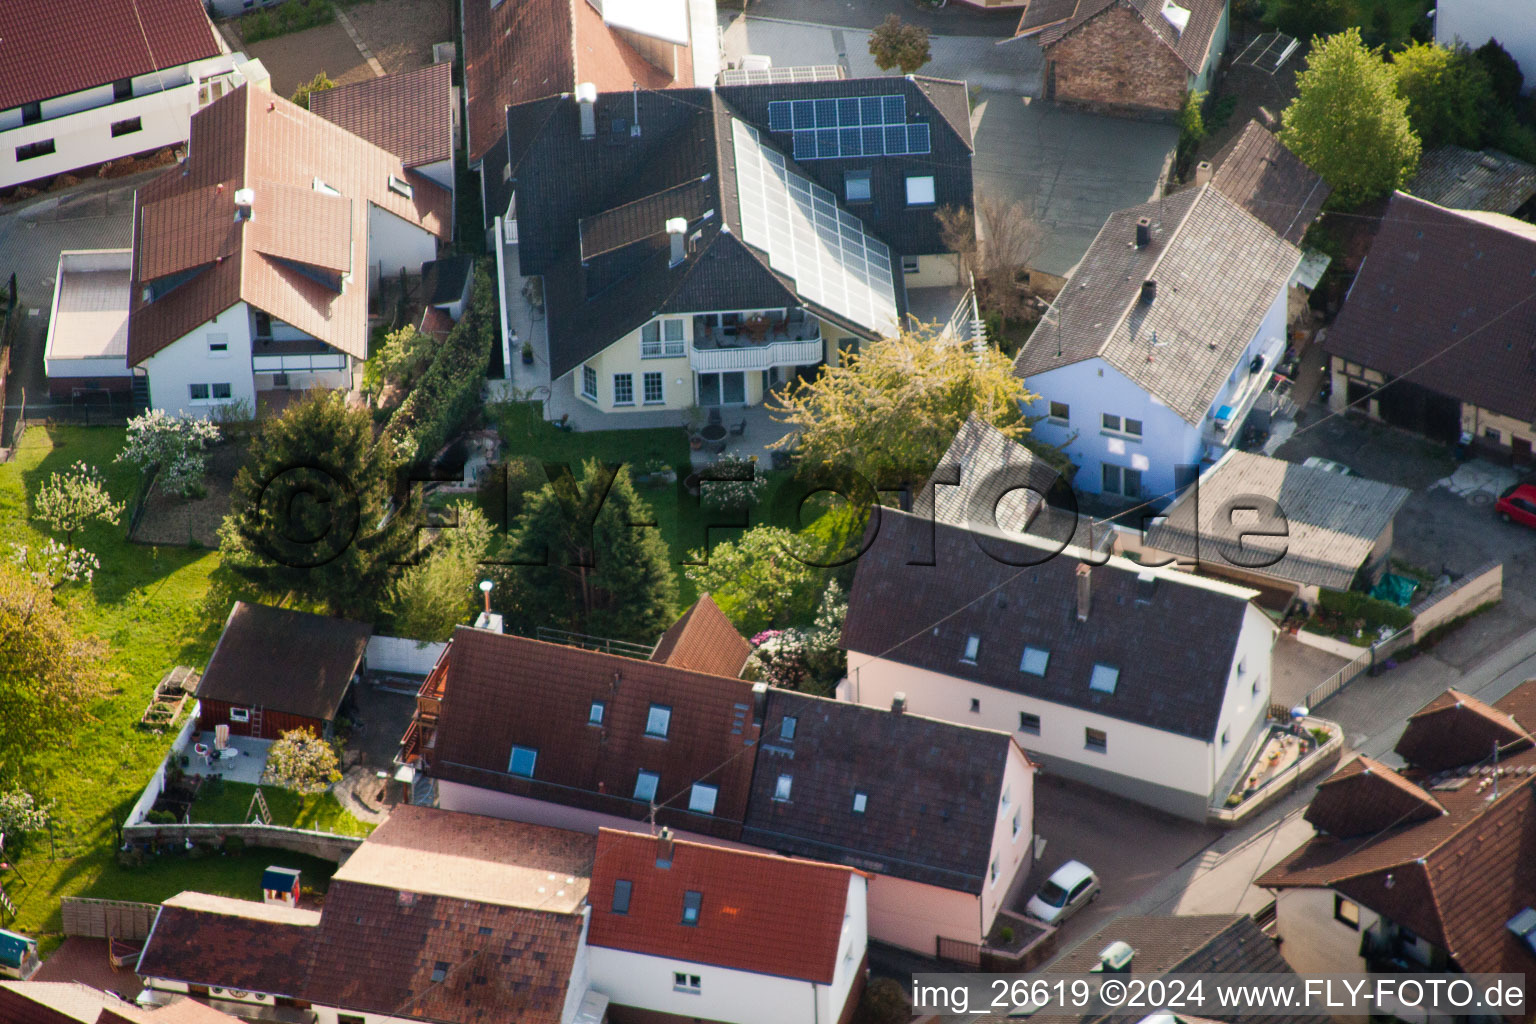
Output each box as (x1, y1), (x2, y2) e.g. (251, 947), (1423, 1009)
(699, 454), (767, 512)
(999, 925), (1015, 944)
(146, 809), (178, 825)
(1315, 588), (1415, 634)
(223, 836), (246, 853)
(1475, 39), (1524, 105)
(262, 729), (342, 793)
(1273, 0), (1348, 42)
(290, 71), (336, 111)
(853, 978), (911, 1024)
(239, 0), (333, 43)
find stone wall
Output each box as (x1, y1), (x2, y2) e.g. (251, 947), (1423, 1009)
(120, 822), (363, 863)
(1046, 3), (1188, 117)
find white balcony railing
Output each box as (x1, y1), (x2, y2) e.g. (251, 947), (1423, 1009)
(688, 337), (823, 373)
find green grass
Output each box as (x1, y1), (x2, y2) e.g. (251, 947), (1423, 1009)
(1261, 0), (1431, 45)
(188, 782), (375, 837)
(0, 426), (244, 939)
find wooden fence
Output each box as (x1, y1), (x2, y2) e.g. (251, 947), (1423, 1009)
(62, 897), (158, 939)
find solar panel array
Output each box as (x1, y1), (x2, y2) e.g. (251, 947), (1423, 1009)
(719, 65), (845, 86)
(731, 120), (898, 334)
(765, 95), (931, 161)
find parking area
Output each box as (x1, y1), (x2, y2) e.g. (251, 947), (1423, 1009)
(1020, 774), (1221, 952)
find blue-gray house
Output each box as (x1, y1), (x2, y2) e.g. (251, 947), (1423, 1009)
(1013, 181), (1302, 508)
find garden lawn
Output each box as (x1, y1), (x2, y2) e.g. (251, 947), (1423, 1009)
(0, 426), (234, 940)
(189, 782), (375, 837)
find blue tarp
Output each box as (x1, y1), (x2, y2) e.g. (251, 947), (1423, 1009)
(1370, 573), (1419, 607)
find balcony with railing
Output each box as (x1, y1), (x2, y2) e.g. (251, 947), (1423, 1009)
(689, 311), (823, 373)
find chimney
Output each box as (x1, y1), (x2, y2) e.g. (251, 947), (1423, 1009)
(891, 692), (907, 714)
(1194, 160), (1213, 186)
(1136, 569), (1156, 604)
(1075, 563), (1092, 622)
(751, 681), (767, 727)
(576, 82), (598, 139)
(667, 217), (688, 266)
(473, 610), (504, 633)
(1134, 216), (1151, 248)
(1140, 278), (1157, 304)
(656, 827), (675, 867)
(233, 187), (254, 222)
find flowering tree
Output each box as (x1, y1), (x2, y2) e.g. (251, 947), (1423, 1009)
(744, 581), (848, 693)
(0, 786), (51, 839)
(699, 454), (768, 512)
(10, 538), (100, 588)
(261, 729), (342, 794)
(117, 410), (221, 498)
(33, 461), (125, 550)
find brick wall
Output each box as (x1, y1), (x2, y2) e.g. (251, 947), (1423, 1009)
(1046, 2), (1189, 116)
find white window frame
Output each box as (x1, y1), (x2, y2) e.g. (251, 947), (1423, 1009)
(645, 703), (671, 738)
(688, 783), (718, 815)
(387, 174), (413, 199)
(613, 372), (634, 406)
(901, 255), (920, 274)
(1102, 413), (1143, 440)
(673, 972), (701, 994)
(228, 707), (250, 723)
(1047, 401), (1069, 425)
(774, 774), (792, 801)
(207, 333), (230, 357)
(188, 383), (211, 402)
(633, 770), (660, 802)
(211, 382), (232, 400)
(642, 318), (686, 358)
(1085, 727), (1108, 753)
(1019, 710), (1041, 735)
(581, 365), (597, 401)
(905, 174), (936, 205)
(642, 371), (665, 405)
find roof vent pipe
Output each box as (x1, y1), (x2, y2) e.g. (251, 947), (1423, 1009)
(234, 188), (254, 222)
(891, 692), (907, 714)
(666, 217), (688, 266)
(1076, 563), (1092, 622)
(576, 82), (598, 139)
(1141, 279), (1157, 304)
(1134, 217), (1151, 248)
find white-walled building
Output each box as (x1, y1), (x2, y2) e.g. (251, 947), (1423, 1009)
(1435, 0), (1536, 93)
(44, 250), (135, 401)
(841, 510), (1277, 821)
(124, 81), (451, 418)
(0, 0), (267, 190)
(587, 828), (867, 1024)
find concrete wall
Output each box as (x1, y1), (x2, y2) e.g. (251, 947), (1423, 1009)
(1, 55), (251, 189)
(1410, 561), (1502, 641)
(903, 252), (963, 289)
(1046, 5), (1188, 115)
(140, 301), (257, 418)
(124, 709), (203, 826)
(1275, 888), (1375, 975)
(367, 204), (440, 291)
(367, 635), (447, 676)
(121, 822), (363, 861)
(1436, 0), (1536, 92)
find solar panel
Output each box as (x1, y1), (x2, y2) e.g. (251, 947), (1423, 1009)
(723, 65), (845, 86)
(769, 94), (931, 160)
(730, 119), (899, 334)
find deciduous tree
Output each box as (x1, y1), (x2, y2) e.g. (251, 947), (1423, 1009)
(685, 526), (826, 636)
(261, 729), (342, 794)
(0, 562), (108, 753)
(1281, 29), (1421, 207)
(769, 326), (1033, 490)
(868, 15), (930, 74)
(1392, 42), (1493, 149)
(33, 461), (124, 551)
(1475, 39), (1524, 106)
(383, 504), (494, 642)
(1272, 0), (1348, 42)
(117, 409), (221, 498)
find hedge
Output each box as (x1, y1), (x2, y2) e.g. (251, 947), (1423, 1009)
(239, 0), (334, 44)
(383, 261), (496, 465)
(1316, 588), (1415, 634)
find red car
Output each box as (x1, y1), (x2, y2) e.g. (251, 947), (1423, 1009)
(1497, 483), (1536, 528)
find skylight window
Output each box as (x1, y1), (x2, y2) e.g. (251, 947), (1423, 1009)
(1507, 908), (1536, 954)
(961, 635), (980, 663)
(852, 791), (867, 814)
(1089, 664), (1120, 695)
(612, 879), (632, 915)
(1020, 646), (1050, 676)
(681, 890), (702, 926)
(774, 774), (793, 801)
(634, 770), (659, 802)
(507, 745), (537, 778)
(430, 962), (449, 983)
(780, 716), (797, 740)
(688, 783), (718, 815)
(645, 704), (671, 738)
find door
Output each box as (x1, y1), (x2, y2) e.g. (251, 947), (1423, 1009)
(698, 371), (746, 406)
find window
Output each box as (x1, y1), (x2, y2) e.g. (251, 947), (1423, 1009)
(508, 745), (537, 778)
(430, 962), (448, 983)
(1102, 413), (1142, 439)
(1089, 664), (1119, 694)
(588, 701), (605, 726)
(387, 174), (413, 198)
(681, 890), (702, 925)
(228, 707), (250, 723)
(207, 333), (229, 355)
(313, 176), (341, 196)
(633, 771), (659, 802)
(968, 698), (981, 714)
(21, 102), (40, 125)
(113, 78), (134, 101)
(780, 716), (797, 740)
(111, 117), (143, 137)
(1102, 413), (1121, 432)
(189, 383), (210, 401)
(961, 634), (980, 663)
(689, 783), (718, 815)
(211, 383), (232, 400)
(645, 704), (671, 738)
(581, 365), (597, 400)
(673, 972), (701, 994)
(1222, 727), (1230, 746)
(1012, 808), (1021, 837)
(1485, 427), (1501, 442)
(1020, 646), (1050, 676)
(1019, 711), (1041, 735)
(641, 320), (685, 358)
(1001, 786), (1011, 809)
(612, 879), (632, 914)
(1048, 401), (1069, 424)
(990, 857), (999, 884)
(905, 174), (936, 205)
(613, 373), (634, 405)
(16, 139), (55, 161)
(1334, 895), (1360, 930)
(1102, 464), (1142, 498)
(643, 371), (664, 404)
(1125, 417), (1143, 437)
(845, 170), (871, 202)
(338, 1016), (365, 1024)
(901, 255), (920, 274)
(1252, 678), (1261, 697)
(1085, 727), (1108, 753)
(774, 774), (792, 801)
(698, 370), (745, 406)
(852, 791), (867, 813)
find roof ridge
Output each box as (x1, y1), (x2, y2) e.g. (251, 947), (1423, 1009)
(597, 826), (870, 878)
(1095, 183), (1206, 360)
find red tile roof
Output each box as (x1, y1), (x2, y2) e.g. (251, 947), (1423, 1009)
(0, 0), (221, 111)
(462, 0), (694, 165)
(649, 594), (751, 678)
(1395, 687), (1534, 772)
(1258, 679), (1536, 977)
(128, 82), (452, 366)
(1303, 755), (1445, 839)
(309, 64), (454, 170)
(588, 828), (859, 983)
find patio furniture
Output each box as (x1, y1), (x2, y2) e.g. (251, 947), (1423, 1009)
(707, 408), (723, 427)
(699, 423), (727, 445)
(729, 419), (747, 436)
(744, 315), (769, 342)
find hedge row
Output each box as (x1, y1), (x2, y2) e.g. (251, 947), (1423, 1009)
(383, 262), (496, 464)
(1316, 587), (1415, 633)
(239, 0), (334, 44)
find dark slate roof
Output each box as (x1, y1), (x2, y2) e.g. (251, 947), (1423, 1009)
(1206, 120), (1331, 245)
(742, 689), (1018, 893)
(1323, 192), (1536, 423)
(195, 602), (371, 721)
(1022, 0), (1228, 76)
(1014, 185), (1301, 425)
(502, 79), (973, 379)
(1145, 450), (1411, 590)
(1409, 146), (1536, 214)
(840, 511), (1259, 741)
(422, 255), (474, 307)
(916, 414), (1061, 534)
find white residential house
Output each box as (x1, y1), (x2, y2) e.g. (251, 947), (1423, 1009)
(841, 510), (1278, 821)
(123, 81), (451, 418)
(0, 0), (268, 190)
(1013, 183), (1305, 506)
(1435, 0), (1536, 92)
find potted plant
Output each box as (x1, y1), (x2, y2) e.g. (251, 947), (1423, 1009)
(521, 341), (534, 365)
